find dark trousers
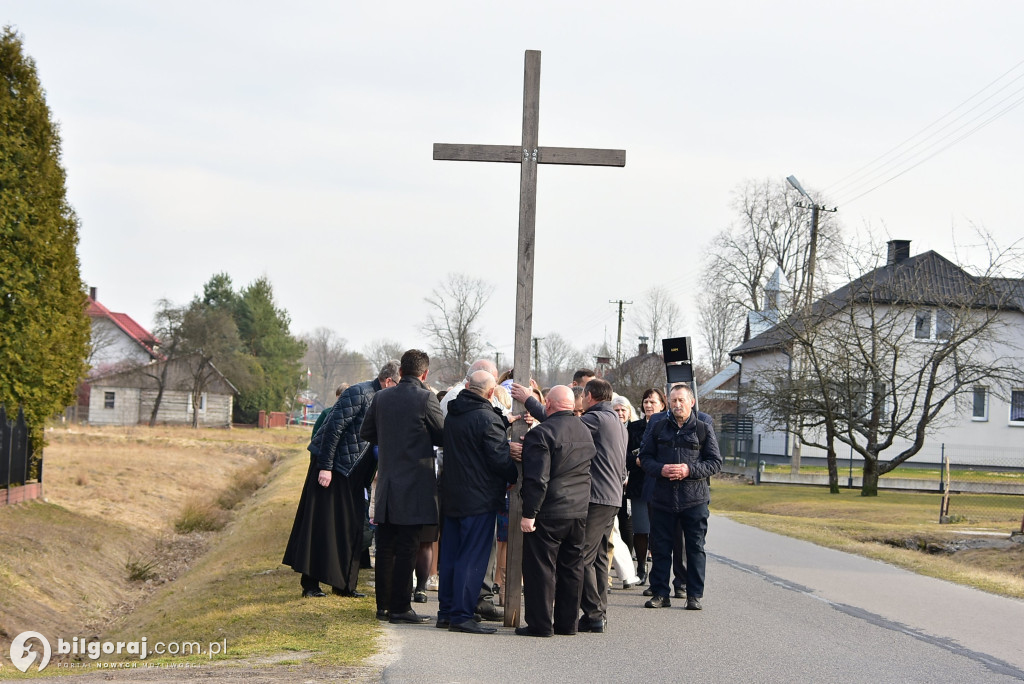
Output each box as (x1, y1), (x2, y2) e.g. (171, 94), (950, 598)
(374, 521), (421, 614)
(522, 517), (587, 636)
(579, 503), (619, 622)
(649, 503), (709, 600)
(673, 516), (687, 590)
(438, 512), (496, 624)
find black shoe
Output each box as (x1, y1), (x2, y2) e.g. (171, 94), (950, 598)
(642, 587), (653, 597)
(435, 618), (450, 629)
(674, 587), (686, 599)
(376, 609), (390, 620)
(475, 602), (504, 621)
(622, 579), (641, 590)
(515, 626), (552, 637)
(449, 619), (497, 634)
(389, 610), (431, 624)
(645, 595), (671, 608)
(637, 569), (647, 586)
(413, 590), (428, 603)
(685, 596), (703, 611)
(578, 617), (606, 633)
(333, 588), (367, 598)
(302, 588), (327, 598)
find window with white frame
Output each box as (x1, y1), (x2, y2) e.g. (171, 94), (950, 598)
(187, 392), (207, 413)
(914, 309), (953, 341)
(971, 387), (988, 421)
(1010, 390), (1024, 426)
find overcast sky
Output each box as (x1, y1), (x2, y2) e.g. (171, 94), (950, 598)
(6, 1), (1023, 367)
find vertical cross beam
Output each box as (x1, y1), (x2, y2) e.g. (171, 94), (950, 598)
(504, 50), (541, 628)
(433, 50), (624, 628)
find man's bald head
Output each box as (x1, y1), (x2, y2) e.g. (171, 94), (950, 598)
(466, 369), (496, 398)
(467, 359), (499, 381)
(544, 385), (575, 415)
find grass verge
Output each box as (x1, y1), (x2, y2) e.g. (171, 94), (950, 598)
(711, 477), (1024, 599)
(104, 439), (381, 669)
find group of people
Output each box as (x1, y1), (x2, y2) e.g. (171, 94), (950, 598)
(283, 348), (723, 637)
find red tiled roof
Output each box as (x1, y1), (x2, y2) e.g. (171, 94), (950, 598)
(87, 297), (163, 360)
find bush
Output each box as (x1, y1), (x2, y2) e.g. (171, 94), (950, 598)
(216, 459), (273, 510)
(125, 553), (160, 582)
(174, 497), (228, 533)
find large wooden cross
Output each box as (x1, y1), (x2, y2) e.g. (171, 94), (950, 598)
(434, 50), (625, 628)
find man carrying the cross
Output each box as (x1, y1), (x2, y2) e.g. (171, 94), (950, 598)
(516, 385), (596, 637)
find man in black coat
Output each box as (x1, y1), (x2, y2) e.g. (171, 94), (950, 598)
(577, 378), (628, 633)
(437, 370), (519, 634)
(282, 361), (400, 598)
(639, 383), (722, 611)
(516, 385), (596, 637)
(360, 349), (444, 624)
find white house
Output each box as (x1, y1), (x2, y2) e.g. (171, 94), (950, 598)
(729, 240), (1024, 466)
(88, 354), (236, 428)
(86, 287), (161, 374)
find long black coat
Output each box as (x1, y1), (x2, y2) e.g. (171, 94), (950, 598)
(360, 375), (444, 526)
(440, 389), (518, 518)
(520, 410), (596, 521)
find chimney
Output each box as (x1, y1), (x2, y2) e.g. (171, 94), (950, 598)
(638, 341), (648, 356)
(89, 286), (97, 301)
(887, 240), (911, 265)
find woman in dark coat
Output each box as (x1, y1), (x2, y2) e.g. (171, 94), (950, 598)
(625, 387), (667, 585)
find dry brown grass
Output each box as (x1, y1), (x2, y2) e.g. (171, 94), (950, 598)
(0, 424), (309, 656)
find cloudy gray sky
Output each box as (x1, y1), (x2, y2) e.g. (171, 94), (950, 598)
(6, 1), (1023, 365)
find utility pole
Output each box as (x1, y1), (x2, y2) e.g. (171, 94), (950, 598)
(786, 175), (837, 309)
(786, 175), (837, 475)
(609, 299), (631, 367)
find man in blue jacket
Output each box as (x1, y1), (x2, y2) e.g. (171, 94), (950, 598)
(639, 383), (722, 611)
(437, 370), (519, 634)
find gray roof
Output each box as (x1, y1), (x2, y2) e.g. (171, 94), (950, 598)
(731, 250), (1024, 356)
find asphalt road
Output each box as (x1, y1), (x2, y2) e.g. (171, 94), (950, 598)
(375, 515), (1024, 683)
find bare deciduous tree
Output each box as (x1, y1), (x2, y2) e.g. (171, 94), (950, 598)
(697, 279), (744, 374)
(421, 273), (495, 385)
(630, 286), (683, 348)
(363, 338), (405, 373)
(705, 177), (842, 318)
(301, 328), (372, 405)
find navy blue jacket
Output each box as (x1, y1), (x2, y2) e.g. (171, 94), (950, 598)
(309, 378), (382, 476)
(440, 390), (518, 518)
(639, 410), (722, 512)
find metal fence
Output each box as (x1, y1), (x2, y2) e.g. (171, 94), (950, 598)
(719, 432), (1024, 532)
(1, 405), (42, 492)
(939, 447), (1024, 531)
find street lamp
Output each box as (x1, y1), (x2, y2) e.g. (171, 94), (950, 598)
(787, 175), (820, 310)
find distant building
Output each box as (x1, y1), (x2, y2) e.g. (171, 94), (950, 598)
(88, 354), (236, 428)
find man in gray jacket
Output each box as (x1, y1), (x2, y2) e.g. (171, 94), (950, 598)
(360, 349), (444, 624)
(577, 378), (628, 633)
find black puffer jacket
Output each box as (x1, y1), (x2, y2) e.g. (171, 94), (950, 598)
(440, 389), (518, 518)
(624, 418), (648, 499)
(638, 411), (722, 512)
(309, 378), (382, 476)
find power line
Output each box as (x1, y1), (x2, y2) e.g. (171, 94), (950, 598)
(825, 57), (1024, 205)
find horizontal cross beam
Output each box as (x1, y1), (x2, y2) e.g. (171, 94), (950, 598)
(433, 143), (625, 167)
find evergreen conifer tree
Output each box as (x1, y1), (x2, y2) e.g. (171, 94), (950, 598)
(0, 27), (90, 444)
